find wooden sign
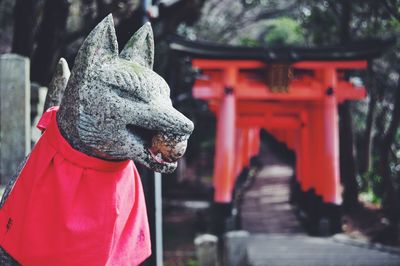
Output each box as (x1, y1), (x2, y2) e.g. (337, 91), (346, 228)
(266, 63), (293, 93)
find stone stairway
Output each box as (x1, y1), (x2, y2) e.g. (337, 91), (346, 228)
(240, 147), (303, 234)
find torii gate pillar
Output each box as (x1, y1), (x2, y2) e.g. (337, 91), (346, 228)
(168, 36), (394, 235)
(214, 86), (236, 202)
(320, 68), (341, 204)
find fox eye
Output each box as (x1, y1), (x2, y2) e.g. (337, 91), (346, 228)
(111, 80), (150, 103)
(112, 85), (149, 103)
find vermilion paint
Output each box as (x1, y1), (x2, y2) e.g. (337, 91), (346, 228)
(193, 59), (367, 204)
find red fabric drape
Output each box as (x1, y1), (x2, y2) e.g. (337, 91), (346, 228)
(0, 107), (151, 266)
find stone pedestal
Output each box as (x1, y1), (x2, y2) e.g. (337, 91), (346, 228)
(195, 234), (219, 266)
(223, 230), (249, 266)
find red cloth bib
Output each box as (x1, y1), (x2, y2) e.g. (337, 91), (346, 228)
(0, 107), (151, 266)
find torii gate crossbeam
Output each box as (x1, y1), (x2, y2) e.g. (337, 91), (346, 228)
(169, 36), (394, 234)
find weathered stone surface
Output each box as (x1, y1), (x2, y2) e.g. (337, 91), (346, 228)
(223, 230), (249, 266)
(43, 58), (70, 111)
(194, 234), (219, 266)
(0, 15), (194, 264)
(0, 54), (31, 265)
(120, 22), (154, 69)
(0, 246), (19, 266)
(57, 14), (194, 173)
(0, 54), (30, 185)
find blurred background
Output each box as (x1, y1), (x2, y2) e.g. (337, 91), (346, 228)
(1, 0), (400, 265)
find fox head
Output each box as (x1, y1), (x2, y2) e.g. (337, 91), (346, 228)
(57, 15), (194, 173)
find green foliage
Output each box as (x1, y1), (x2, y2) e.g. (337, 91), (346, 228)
(240, 37), (261, 47)
(262, 17), (305, 46)
(300, 2), (340, 45)
(395, 129), (400, 157)
(239, 17), (305, 47)
(359, 188), (382, 205)
(388, 17), (400, 31)
(358, 170), (383, 201)
(352, 100), (368, 133)
(185, 259), (199, 266)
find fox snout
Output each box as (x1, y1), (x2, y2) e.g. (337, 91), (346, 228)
(175, 116), (194, 136)
(150, 133), (187, 163)
(148, 112), (193, 165)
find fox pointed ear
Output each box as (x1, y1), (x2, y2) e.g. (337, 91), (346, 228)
(44, 58), (70, 111)
(120, 22), (154, 69)
(73, 14), (118, 71)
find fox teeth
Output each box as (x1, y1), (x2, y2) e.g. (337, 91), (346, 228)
(156, 153), (162, 160)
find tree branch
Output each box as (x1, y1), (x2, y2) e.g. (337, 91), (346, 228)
(383, 0), (400, 22)
(254, 2), (297, 20)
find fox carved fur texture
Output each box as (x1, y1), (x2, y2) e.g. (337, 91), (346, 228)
(0, 14), (193, 265)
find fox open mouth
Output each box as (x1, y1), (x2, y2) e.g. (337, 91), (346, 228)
(126, 124), (154, 143)
(126, 124), (188, 166)
(148, 147), (173, 164)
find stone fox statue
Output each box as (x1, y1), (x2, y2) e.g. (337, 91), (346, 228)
(0, 15), (193, 265)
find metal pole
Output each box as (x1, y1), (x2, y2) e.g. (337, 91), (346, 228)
(139, 1), (163, 265)
(140, 0), (151, 24)
(154, 172), (163, 266)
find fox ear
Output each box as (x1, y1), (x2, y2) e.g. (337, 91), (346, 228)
(73, 14), (118, 71)
(44, 58), (70, 111)
(120, 22), (154, 69)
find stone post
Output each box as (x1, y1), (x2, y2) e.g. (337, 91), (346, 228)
(31, 84), (47, 143)
(0, 54), (30, 185)
(194, 234), (219, 266)
(223, 230), (249, 266)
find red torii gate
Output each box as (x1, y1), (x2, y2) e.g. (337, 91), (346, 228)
(169, 37), (393, 234)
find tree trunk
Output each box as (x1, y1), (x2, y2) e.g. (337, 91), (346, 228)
(339, 103), (359, 210)
(11, 0), (38, 57)
(30, 0), (70, 85)
(379, 75), (400, 241)
(338, 0), (359, 210)
(339, 0), (351, 44)
(359, 63), (377, 175)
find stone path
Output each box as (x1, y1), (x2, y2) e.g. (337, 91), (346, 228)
(248, 234), (400, 266)
(241, 138), (400, 266)
(241, 141), (303, 234)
